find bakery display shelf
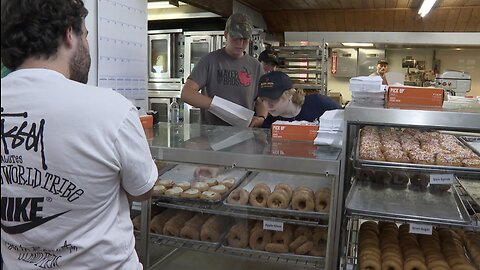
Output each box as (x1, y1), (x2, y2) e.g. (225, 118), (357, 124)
(218, 245), (324, 269)
(353, 135), (480, 175)
(341, 218), (480, 270)
(149, 234), (324, 269)
(280, 69), (324, 75)
(455, 180), (480, 230)
(224, 171), (331, 220)
(154, 201), (325, 227)
(150, 233), (221, 250)
(345, 178), (472, 227)
(155, 163), (250, 204)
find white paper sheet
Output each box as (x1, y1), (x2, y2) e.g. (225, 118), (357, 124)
(209, 96), (255, 127)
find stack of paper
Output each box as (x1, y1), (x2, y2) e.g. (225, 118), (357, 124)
(349, 76), (386, 105)
(314, 109), (344, 147)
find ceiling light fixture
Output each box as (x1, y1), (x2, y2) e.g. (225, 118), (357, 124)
(418, 0), (437, 18)
(341, 42), (374, 47)
(147, 1), (186, 9)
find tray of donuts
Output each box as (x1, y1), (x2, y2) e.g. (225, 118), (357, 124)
(224, 171), (332, 217)
(222, 218), (328, 260)
(355, 126), (480, 172)
(147, 208), (232, 247)
(153, 164), (250, 203)
(355, 168), (454, 193)
(356, 220), (480, 270)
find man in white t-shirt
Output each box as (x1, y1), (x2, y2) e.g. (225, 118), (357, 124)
(1, 1), (157, 269)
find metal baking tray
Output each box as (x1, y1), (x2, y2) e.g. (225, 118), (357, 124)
(458, 179), (480, 208)
(354, 133), (480, 174)
(224, 171), (332, 219)
(150, 232), (222, 249)
(459, 136), (480, 157)
(345, 178), (472, 225)
(155, 164), (250, 204)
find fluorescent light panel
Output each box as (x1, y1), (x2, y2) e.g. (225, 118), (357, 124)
(147, 1), (186, 9)
(418, 0), (437, 17)
(341, 42), (374, 47)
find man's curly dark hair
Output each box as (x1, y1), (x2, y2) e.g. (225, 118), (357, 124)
(1, 0), (88, 70)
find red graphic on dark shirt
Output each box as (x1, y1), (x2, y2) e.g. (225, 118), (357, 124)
(238, 68), (251, 87)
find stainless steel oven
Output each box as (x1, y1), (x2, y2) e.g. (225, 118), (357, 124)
(183, 31), (225, 79)
(148, 29), (184, 82)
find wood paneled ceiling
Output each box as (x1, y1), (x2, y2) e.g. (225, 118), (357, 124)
(185, 0), (480, 33)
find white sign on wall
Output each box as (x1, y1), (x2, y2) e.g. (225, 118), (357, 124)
(97, 0), (147, 101)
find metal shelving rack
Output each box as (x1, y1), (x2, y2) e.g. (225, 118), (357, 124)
(138, 123), (342, 270)
(273, 43), (328, 95)
(339, 103), (480, 269)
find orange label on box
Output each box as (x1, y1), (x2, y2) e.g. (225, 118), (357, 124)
(271, 123), (318, 141)
(271, 141), (317, 158)
(386, 86), (444, 108)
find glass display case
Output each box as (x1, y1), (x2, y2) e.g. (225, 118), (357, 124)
(135, 123), (343, 270)
(339, 103), (480, 269)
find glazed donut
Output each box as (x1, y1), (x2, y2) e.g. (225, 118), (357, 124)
(274, 183), (293, 199)
(200, 216), (227, 242)
(152, 185), (166, 196)
(149, 209), (177, 234)
(181, 188), (200, 199)
(192, 182), (209, 192)
(294, 226), (313, 240)
(312, 229), (328, 247)
(203, 178), (218, 187)
(267, 189), (290, 209)
(272, 230), (293, 245)
(293, 186), (314, 197)
(289, 235), (308, 252)
(158, 179), (174, 188)
(201, 191), (221, 201)
(265, 243), (288, 253)
(165, 187), (183, 197)
(292, 190), (315, 211)
(163, 211), (194, 236)
(314, 188), (331, 212)
(249, 228), (272, 251)
(249, 185), (271, 207)
(226, 188), (249, 205)
(227, 223), (249, 248)
(403, 258), (427, 270)
(294, 240), (313, 255)
(179, 225), (201, 240)
(179, 213), (210, 240)
(175, 181), (191, 190)
(209, 184), (228, 194)
(221, 177), (236, 188)
(381, 255), (403, 270)
(359, 255), (381, 270)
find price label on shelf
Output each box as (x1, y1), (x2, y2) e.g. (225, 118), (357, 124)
(263, 220), (284, 232)
(429, 174), (454, 185)
(409, 223), (433, 235)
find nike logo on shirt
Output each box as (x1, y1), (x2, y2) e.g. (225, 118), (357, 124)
(1, 210), (70, 234)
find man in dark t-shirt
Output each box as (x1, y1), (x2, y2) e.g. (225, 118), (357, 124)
(181, 13), (266, 127)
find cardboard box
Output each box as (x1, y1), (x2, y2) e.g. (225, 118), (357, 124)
(271, 141), (317, 158)
(271, 122), (318, 141)
(386, 86), (444, 108)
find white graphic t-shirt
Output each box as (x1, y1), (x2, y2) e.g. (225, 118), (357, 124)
(1, 69), (158, 270)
